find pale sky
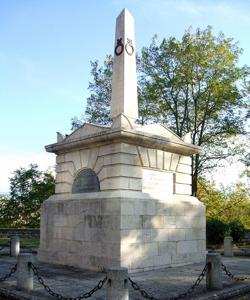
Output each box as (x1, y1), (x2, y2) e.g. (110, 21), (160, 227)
(1, 0), (250, 192)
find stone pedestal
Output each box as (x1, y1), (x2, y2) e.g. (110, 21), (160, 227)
(39, 191), (205, 272)
(39, 136), (206, 272)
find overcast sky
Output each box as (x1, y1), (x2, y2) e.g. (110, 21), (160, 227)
(1, 0), (250, 192)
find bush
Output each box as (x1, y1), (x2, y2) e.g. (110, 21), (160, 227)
(206, 218), (227, 245)
(228, 220), (245, 243)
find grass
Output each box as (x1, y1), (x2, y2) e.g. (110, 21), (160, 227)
(0, 237), (39, 248)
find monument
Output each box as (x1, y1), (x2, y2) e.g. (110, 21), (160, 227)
(38, 8), (206, 272)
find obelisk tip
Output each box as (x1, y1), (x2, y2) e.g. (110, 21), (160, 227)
(118, 8), (133, 19)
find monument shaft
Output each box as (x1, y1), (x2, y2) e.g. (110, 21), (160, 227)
(111, 9), (138, 120)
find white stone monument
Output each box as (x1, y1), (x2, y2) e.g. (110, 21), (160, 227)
(38, 8), (206, 272)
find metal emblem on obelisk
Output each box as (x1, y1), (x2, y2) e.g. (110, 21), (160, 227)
(111, 8), (138, 121)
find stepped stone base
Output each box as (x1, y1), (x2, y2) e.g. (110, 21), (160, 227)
(38, 191), (206, 272)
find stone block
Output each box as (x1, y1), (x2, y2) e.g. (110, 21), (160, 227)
(99, 229), (120, 243)
(120, 143), (138, 154)
(102, 243), (121, 258)
(121, 215), (142, 229)
(94, 157), (104, 174)
(168, 229), (186, 241)
(142, 215), (165, 229)
(163, 216), (176, 228)
(87, 148), (99, 169)
(155, 202), (173, 216)
(103, 153), (141, 166)
(170, 154), (180, 171)
(175, 183), (192, 195)
(197, 239), (206, 253)
(98, 165), (142, 181)
(192, 217), (206, 228)
(99, 144), (121, 156)
(101, 199), (121, 215)
(176, 163), (192, 174)
(138, 146), (149, 167)
(175, 173), (192, 185)
(129, 178), (142, 190)
(79, 149), (90, 168)
(158, 241), (177, 256)
(100, 177), (129, 190)
(177, 240), (198, 254)
(56, 172), (73, 185)
(121, 230), (142, 244)
(185, 228), (205, 240)
(55, 182), (71, 194)
(184, 204), (204, 218)
(56, 154), (65, 164)
(142, 169), (174, 195)
(154, 229), (169, 242)
(135, 200), (156, 215)
(148, 149), (157, 168)
(176, 216), (193, 228)
(141, 229), (154, 243)
(67, 215), (81, 227)
(141, 242), (158, 258)
(101, 215), (120, 230)
(56, 162), (75, 176)
(179, 156), (191, 165)
(157, 150), (164, 169)
(54, 215), (68, 227)
(65, 151), (81, 171)
(121, 201), (135, 215)
(163, 152), (172, 170)
(121, 243), (142, 259)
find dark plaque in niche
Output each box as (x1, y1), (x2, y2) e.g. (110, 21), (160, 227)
(72, 169), (100, 193)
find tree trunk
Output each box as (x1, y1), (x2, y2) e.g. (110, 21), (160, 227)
(192, 154), (199, 196)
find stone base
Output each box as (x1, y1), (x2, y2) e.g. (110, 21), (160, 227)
(38, 191), (206, 272)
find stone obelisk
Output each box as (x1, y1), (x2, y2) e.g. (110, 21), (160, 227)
(111, 8), (138, 121)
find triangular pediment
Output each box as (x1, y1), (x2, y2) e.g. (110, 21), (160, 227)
(62, 123), (110, 143)
(134, 123), (182, 142)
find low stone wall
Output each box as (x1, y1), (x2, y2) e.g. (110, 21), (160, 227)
(0, 228), (40, 239)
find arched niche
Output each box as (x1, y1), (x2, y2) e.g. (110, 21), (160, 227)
(72, 168), (100, 193)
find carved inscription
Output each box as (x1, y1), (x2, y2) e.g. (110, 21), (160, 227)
(72, 169), (100, 193)
(142, 169), (174, 195)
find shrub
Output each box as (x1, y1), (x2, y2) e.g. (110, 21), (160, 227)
(228, 220), (245, 243)
(206, 218), (227, 245)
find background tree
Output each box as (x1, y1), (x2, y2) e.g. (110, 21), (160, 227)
(139, 28), (248, 194)
(72, 27), (249, 195)
(0, 164), (55, 228)
(197, 178), (250, 229)
(71, 55), (113, 129)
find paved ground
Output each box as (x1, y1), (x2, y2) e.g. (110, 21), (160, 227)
(0, 248), (250, 300)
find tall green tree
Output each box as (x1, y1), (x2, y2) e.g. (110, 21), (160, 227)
(139, 28), (248, 194)
(72, 27), (249, 195)
(0, 164), (55, 228)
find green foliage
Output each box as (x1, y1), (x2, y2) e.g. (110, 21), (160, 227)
(71, 55), (113, 129)
(228, 220), (246, 243)
(206, 218), (227, 245)
(198, 177), (250, 230)
(72, 26), (249, 194)
(206, 218), (246, 245)
(0, 164), (55, 228)
(139, 28), (248, 194)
